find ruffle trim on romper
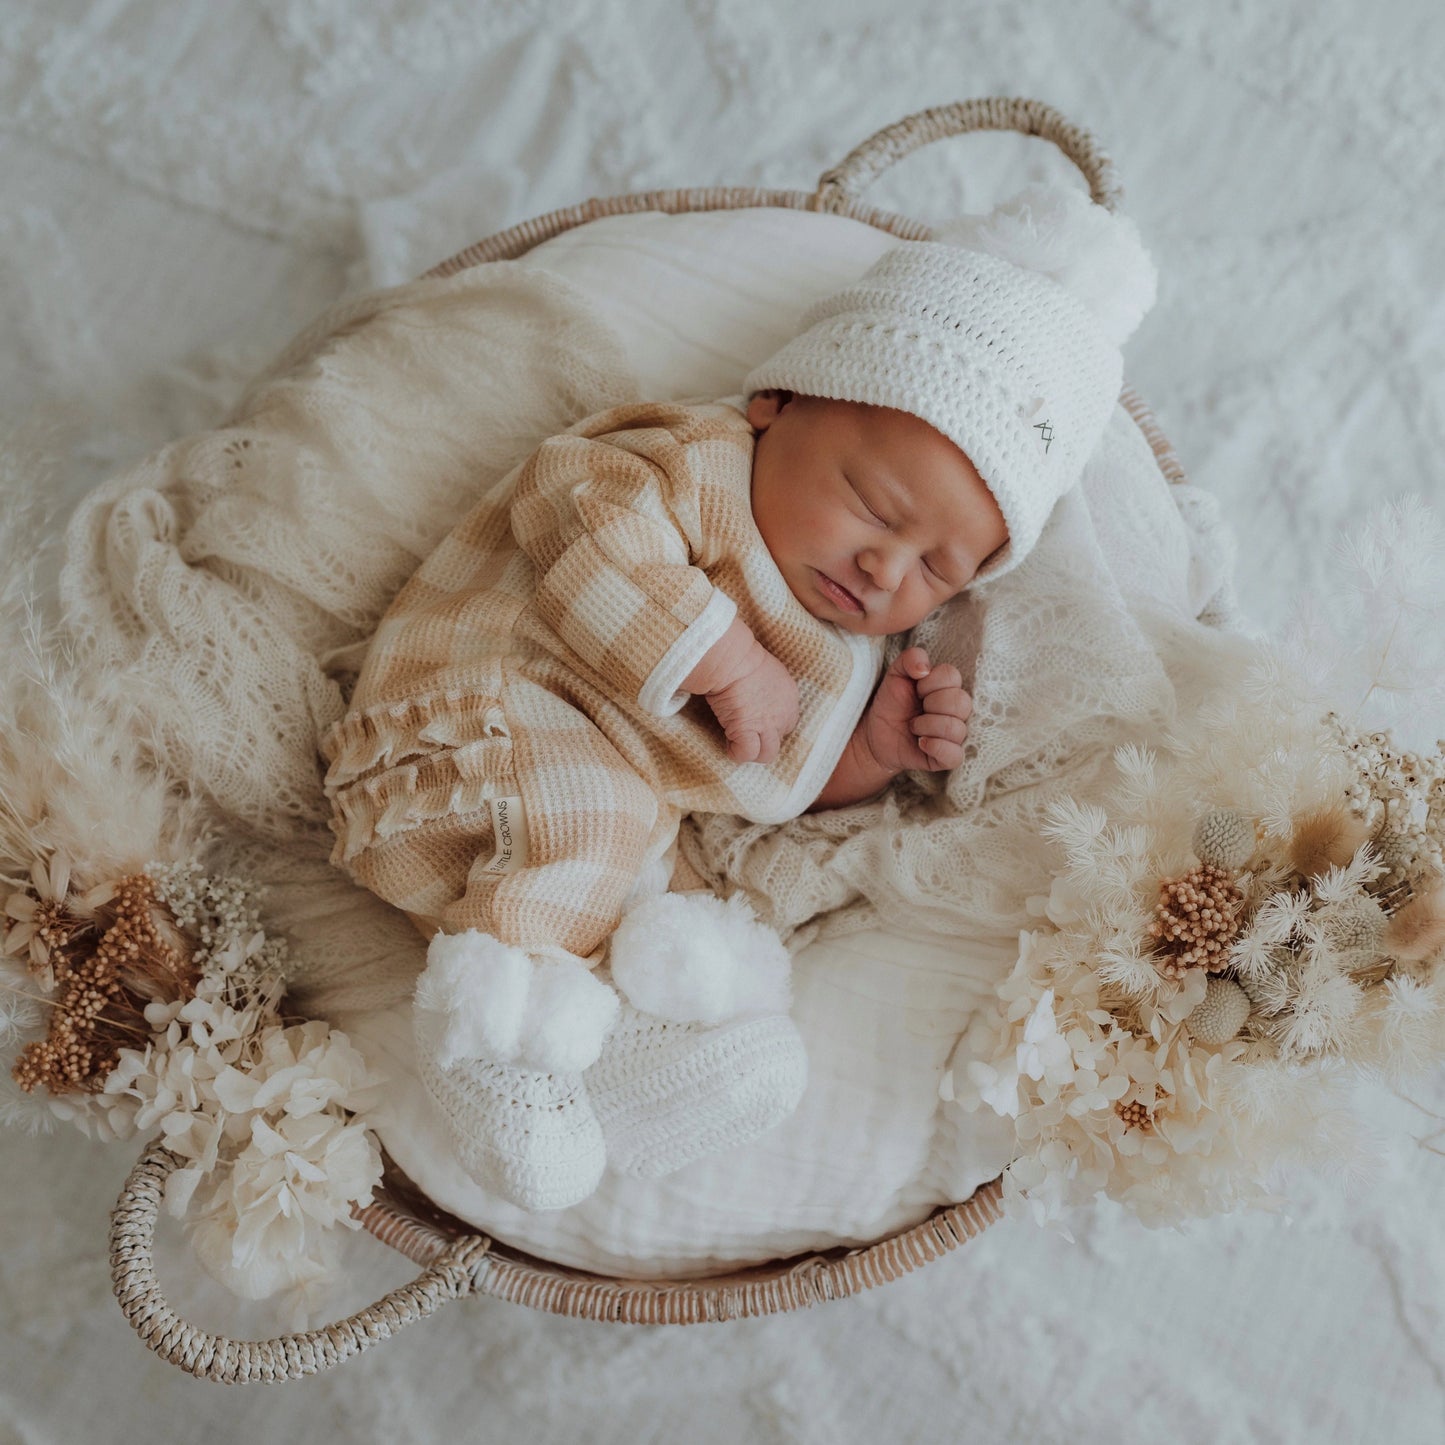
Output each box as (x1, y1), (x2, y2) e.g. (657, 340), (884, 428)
(321, 690), (515, 862)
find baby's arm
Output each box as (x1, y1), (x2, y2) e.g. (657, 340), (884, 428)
(683, 616), (800, 764)
(807, 648), (971, 811)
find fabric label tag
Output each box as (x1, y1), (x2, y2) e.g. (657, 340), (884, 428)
(482, 795), (529, 875)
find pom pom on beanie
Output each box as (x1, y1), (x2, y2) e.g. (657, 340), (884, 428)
(934, 183), (1156, 349)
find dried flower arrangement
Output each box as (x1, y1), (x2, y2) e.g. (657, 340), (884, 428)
(0, 483), (382, 1317)
(1, 854), (384, 1311)
(944, 499), (1445, 1229)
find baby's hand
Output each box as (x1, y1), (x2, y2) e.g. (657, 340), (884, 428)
(703, 644), (800, 765)
(860, 647), (971, 775)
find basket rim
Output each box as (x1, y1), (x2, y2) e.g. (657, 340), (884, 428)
(100, 100), (1170, 1376)
(361, 1153), (1007, 1325)
(421, 185), (933, 277)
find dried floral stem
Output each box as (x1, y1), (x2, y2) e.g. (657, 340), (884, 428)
(1355, 611), (1401, 713)
(1, 985), (64, 1009)
(1388, 1087), (1445, 1124)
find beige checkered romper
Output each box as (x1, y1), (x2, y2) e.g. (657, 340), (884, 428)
(320, 402), (884, 964)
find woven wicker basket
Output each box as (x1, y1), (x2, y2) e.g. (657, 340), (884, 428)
(107, 97), (1191, 1383)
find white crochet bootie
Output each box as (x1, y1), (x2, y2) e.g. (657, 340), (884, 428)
(588, 892), (808, 1178)
(412, 930), (619, 1211)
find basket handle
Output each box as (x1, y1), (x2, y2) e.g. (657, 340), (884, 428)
(109, 1138), (491, 1383)
(814, 96), (1121, 214)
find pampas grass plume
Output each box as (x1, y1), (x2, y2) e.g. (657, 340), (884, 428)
(1382, 884), (1445, 964)
(1288, 807), (1373, 882)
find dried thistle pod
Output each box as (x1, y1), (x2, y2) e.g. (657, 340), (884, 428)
(1192, 808), (1255, 871)
(1186, 976), (1252, 1045)
(1373, 826), (1418, 876)
(1318, 894), (1387, 956)
(1289, 806), (1373, 881)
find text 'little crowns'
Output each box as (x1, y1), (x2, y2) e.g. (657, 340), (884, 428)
(479, 795), (529, 875)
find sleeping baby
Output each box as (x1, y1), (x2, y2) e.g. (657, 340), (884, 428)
(320, 185), (1156, 1209)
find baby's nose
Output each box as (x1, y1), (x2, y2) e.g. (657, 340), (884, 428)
(859, 544), (907, 591)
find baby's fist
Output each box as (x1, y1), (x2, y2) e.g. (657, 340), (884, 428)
(861, 647), (972, 774)
(705, 644), (800, 765)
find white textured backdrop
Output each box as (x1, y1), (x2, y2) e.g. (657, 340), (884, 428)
(2, 2), (1444, 1441)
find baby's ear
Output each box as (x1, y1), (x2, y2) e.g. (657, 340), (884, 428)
(745, 390), (791, 431)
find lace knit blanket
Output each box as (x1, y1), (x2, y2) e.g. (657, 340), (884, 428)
(56, 262), (1242, 1015)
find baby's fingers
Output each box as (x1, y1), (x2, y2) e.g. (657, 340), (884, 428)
(893, 646), (932, 681)
(910, 712), (969, 747)
(915, 736), (964, 770)
(911, 710), (967, 771)
(916, 662), (963, 700)
(921, 684), (972, 724)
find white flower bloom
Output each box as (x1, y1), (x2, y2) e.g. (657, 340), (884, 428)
(1016, 990), (1072, 1084)
(965, 1057), (1023, 1118)
(1096, 950), (1160, 996)
(1251, 889), (1311, 945)
(190, 1207), (336, 1304)
(1042, 875), (1092, 929)
(1231, 928), (1284, 983)
(1278, 972), (1363, 1059)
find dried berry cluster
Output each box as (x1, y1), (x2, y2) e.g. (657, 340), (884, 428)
(1328, 713), (1445, 885)
(11, 874), (196, 1095)
(1115, 1099), (1154, 1132)
(1148, 863), (1245, 979)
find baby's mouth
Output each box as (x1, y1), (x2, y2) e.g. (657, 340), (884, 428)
(815, 570), (864, 614)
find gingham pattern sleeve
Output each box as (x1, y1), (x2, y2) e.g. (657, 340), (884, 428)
(509, 422), (738, 715)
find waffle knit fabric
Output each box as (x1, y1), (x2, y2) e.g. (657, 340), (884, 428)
(320, 399), (883, 961)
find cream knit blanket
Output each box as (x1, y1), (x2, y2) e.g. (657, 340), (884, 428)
(57, 262), (1241, 1019)
(58, 264), (639, 1014)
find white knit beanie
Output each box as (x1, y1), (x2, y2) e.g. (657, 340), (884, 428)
(744, 184), (1158, 583)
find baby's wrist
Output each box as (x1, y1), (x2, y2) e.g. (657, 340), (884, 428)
(807, 725), (898, 812)
(682, 616), (758, 695)
(850, 724), (902, 788)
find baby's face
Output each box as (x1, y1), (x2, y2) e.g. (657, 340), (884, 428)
(746, 393), (1008, 636)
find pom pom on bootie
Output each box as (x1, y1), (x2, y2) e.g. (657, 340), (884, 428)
(608, 892), (791, 1025)
(415, 930), (619, 1073)
(411, 932), (619, 1210)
